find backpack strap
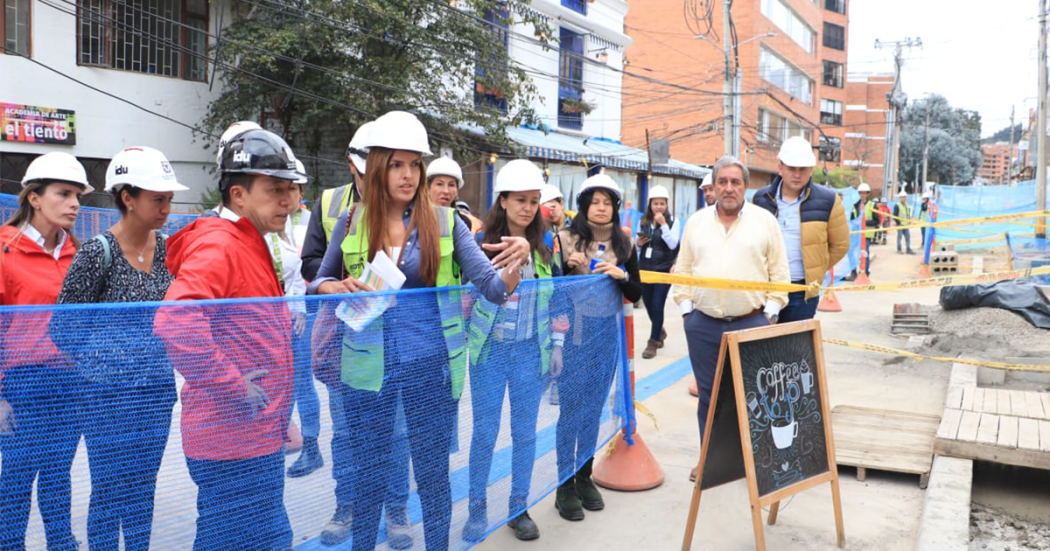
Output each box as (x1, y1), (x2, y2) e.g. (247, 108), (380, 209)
(94, 234), (112, 271)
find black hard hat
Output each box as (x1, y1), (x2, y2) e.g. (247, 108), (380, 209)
(219, 129), (305, 187)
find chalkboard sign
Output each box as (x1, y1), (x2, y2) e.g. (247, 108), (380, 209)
(682, 319), (845, 551)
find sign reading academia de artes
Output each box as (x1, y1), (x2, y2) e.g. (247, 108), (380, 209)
(1, 103), (77, 145)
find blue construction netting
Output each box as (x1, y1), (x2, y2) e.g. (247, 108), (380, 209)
(0, 277), (630, 551)
(934, 180), (1050, 240)
(0, 193), (201, 240)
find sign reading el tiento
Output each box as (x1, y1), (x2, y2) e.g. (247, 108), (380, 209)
(2, 103), (77, 145)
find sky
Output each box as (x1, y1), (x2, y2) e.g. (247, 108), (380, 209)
(847, 0), (1038, 138)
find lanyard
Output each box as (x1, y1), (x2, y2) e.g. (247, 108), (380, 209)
(271, 232), (285, 289)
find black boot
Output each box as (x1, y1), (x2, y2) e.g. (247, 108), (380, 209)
(575, 458), (604, 511)
(555, 479), (585, 521)
(286, 437), (323, 478)
(462, 498), (487, 542)
(507, 510), (540, 540)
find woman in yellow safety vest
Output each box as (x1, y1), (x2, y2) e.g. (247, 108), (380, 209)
(308, 111), (530, 551)
(462, 159), (566, 543)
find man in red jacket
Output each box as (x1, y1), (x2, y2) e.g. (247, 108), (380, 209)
(155, 129), (305, 551)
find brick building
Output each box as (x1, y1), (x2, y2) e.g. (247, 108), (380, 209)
(978, 143), (1012, 184)
(622, 0), (851, 188)
(842, 74), (893, 194)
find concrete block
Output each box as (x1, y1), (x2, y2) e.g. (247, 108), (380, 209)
(1003, 357), (1050, 385)
(937, 244), (955, 252)
(949, 363), (978, 389)
(913, 456), (973, 551)
(977, 366), (1006, 386)
(931, 265), (958, 274)
(930, 252), (958, 265)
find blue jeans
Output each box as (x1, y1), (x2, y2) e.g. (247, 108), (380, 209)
(641, 282), (672, 341)
(778, 283), (820, 324)
(468, 337), (544, 507)
(185, 452), (292, 551)
(292, 311), (321, 439)
(684, 311), (770, 440)
(897, 227), (912, 252)
(78, 382), (175, 551)
(342, 352), (455, 551)
(0, 365), (79, 551)
(556, 315), (618, 481)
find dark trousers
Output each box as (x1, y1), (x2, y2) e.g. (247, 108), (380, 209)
(684, 311), (770, 440)
(468, 337), (544, 507)
(291, 313), (321, 440)
(778, 283), (819, 324)
(0, 365), (80, 551)
(343, 353), (455, 551)
(641, 283), (672, 341)
(556, 316), (618, 481)
(185, 452), (292, 551)
(79, 382), (175, 551)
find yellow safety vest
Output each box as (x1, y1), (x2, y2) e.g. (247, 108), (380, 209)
(320, 185), (355, 243)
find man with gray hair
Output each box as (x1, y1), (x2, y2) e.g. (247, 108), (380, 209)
(672, 156), (791, 481)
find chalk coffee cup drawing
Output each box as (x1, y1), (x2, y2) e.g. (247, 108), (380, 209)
(771, 419), (799, 449)
(801, 372), (813, 394)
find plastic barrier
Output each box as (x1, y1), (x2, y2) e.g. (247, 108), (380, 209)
(0, 276), (629, 551)
(1, 193), (200, 240)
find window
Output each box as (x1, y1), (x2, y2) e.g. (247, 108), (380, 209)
(77, 0), (209, 81)
(561, 0), (587, 15)
(558, 28), (584, 130)
(820, 98), (842, 126)
(819, 136), (841, 162)
(760, 46), (814, 105)
(823, 22), (845, 50)
(824, 0), (846, 14)
(758, 108), (810, 145)
(2, 0), (31, 56)
(474, 7), (509, 114)
(761, 0), (815, 54)
(823, 60), (843, 88)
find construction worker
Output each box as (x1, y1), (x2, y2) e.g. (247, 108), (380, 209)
(701, 173), (715, 207)
(427, 156), (482, 234)
(154, 129), (306, 551)
(541, 183), (573, 231)
(752, 136), (849, 323)
(0, 152), (91, 551)
(919, 191), (938, 249)
(894, 190), (915, 254)
(637, 184), (681, 358)
(308, 110), (530, 551)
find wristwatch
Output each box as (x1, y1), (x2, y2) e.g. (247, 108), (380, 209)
(767, 313), (779, 324)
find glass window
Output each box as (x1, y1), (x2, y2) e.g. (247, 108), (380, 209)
(823, 22), (845, 50)
(77, 0), (209, 81)
(820, 98), (842, 126)
(823, 60), (843, 88)
(761, 0), (815, 54)
(558, 28), (584, 130)
(824, 0), (846, 14)
(561, 0), (587, 16)
(3, 0), (30, 56)
(819, 136), (841, 162)
(758, 108), (809, 145)
(474, 7), (509, 114)
(760, 47), (814, 105)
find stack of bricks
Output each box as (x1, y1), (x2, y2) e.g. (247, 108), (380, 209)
(930, 244), (958, 275)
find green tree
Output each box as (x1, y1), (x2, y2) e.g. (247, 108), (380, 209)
(812, 166), (861, 189)
(898, 95), (982, 185)
(202, 0), (551, 187)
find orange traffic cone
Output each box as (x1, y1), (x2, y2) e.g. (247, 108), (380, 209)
(818, 290), (842, 312)
(286, 421), (303, 454)
(593, 299), (665, 491)
(917, 264), (932, 279)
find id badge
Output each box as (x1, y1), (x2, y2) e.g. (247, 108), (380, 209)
(645, 247), (653, 259)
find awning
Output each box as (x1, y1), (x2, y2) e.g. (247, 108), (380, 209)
(507, 126), (710, 181)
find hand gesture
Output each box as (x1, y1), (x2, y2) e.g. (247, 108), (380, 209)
(318, 276), (374, 295)
(592, 261), (626, 280)
(243, 369), (270, 415)
(653, 212), (666, 227)
(292, 312), (306, 338)
(483, 236), (531, 269)
(636, 235), (650, 247)
(566, 251), (588, 270)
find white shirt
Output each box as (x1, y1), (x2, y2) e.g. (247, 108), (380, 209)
(672, 202), (790, 319)
(21, 223), (68, 260)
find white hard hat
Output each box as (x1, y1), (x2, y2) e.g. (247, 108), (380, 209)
(922, 191), (931, 199)
(360, 111), (433, 156)
(777, 136), (816, 167)
(857, 183), (871, 193)
(427, 156), (464, 189)
(494, 159), (545, 196)
(216, 121), (262, 165)
(347, 121), (375, 174)
(540, 184), (563, 204)
(294, 159), (308, 185)
(577, 173), (622, 205)
(898, 190), (908, 198)
(22, 152), (94, 192)
(701, 173), (713, 188)
(105, 147), (188, 193)
(648, 185), (670, 202)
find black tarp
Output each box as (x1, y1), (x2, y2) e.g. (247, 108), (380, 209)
(939, 280), (1050, 329)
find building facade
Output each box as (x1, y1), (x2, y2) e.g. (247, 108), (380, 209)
(623, 0), (851, 188)
(842, 73), (893, 193)
(1, 0), (228, 207)
(977, 143), (1012, 184)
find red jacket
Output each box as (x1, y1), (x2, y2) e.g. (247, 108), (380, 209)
(155, 216), (293, 461)
(0, 225), (76, 390)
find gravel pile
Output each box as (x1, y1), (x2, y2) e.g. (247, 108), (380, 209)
(971, 503), (1050, 550)
(925, 305), (1050, 358)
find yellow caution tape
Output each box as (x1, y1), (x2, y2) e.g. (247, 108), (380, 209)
(641, 265), (1050, 293)
(939, 234), (1008, 245)
(823, 339), (1050, 372)
(851, 210), (1050, 235)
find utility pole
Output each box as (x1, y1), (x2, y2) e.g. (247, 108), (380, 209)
(723, 0), (734, 158)
(1038, 0), (1048, 237)
(1009, 105), (1016, 185)
(921, 102), (931, 188)
(875, 37), (921, 200)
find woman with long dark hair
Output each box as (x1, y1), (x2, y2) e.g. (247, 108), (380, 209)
(51, 146), (186, 551)
(0, 152), (91, 551)
(553, 174), (642, 522)
(463, 160), (564, 542)
(636, 185), (680, 359)
(308, 111), (530, 551)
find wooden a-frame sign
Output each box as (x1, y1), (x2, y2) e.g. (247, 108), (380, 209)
(681, 319), (845, 551)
